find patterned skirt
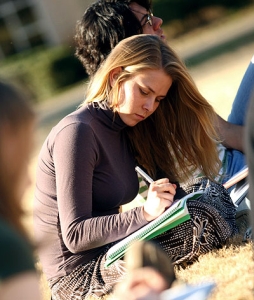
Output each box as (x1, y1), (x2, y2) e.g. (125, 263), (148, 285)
(50, 180), (238, 300)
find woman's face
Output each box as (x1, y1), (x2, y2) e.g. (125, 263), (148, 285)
(112, 68), (172, 126)
(129, 2), (165, 40)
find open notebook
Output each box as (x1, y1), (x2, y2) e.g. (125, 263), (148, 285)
(105, 190), (203, 268)
(105, 166), (249, 268)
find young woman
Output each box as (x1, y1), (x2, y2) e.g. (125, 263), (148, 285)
(0, 81), (41, 300)
(34, 34), (237, 300)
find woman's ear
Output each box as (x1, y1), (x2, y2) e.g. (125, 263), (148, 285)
(109, 67), (122, 87)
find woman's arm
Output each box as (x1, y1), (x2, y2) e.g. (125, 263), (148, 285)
(54, 123), (148, 253)
(54, 122), (178, 254)
(215, 114), (244, 152)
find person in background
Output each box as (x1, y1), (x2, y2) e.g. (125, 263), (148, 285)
(112, 240), (176, 300)
(34, 34), (237, 300)
(75, 0), (253, 183)
(228, 54), (254, 127)
(245, 57), (254, 237)
(0, 80), (41, 300)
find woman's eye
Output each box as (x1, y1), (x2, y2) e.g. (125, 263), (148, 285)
(139, 88), (148, 95)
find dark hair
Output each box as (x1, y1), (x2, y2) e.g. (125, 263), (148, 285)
(74, 0), (152, 76)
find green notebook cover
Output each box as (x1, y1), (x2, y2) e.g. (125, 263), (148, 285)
(105, 190), (203, 267)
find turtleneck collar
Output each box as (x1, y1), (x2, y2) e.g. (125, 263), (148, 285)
(87, 102), (127, 132)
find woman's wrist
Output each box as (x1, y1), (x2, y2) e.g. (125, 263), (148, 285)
(142, 206), (154, 222)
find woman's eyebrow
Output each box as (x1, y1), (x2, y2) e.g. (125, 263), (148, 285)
(146, 85), (167, 98)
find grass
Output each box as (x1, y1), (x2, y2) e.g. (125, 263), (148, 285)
(34, 213), (254, 300)
(174, 248), (254, 299)
(35, 217), (254, 300)
(175, 236), (254, 300)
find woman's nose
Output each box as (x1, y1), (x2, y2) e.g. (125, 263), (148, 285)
(143, 98), (156, 112)
(152, 16), (163, 30)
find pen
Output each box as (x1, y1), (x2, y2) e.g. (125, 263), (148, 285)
(135, 166), (154, 184)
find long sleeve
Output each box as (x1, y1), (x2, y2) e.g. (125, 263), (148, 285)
(34, 105), (148, 280)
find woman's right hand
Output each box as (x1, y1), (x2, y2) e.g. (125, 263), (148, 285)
(143, 178), (176, 221)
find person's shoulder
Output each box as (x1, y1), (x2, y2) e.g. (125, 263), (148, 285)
(0, 219), (36, 281)
(43, 105), (93, 142)
(56, 104), (95, 130)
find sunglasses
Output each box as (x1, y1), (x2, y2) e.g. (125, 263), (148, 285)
(130, 9), (153, 27)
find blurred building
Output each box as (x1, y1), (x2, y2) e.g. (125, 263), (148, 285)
(0, 0), (93, 59)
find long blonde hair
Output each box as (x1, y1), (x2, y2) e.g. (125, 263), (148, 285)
(82, 34), (221, 182)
